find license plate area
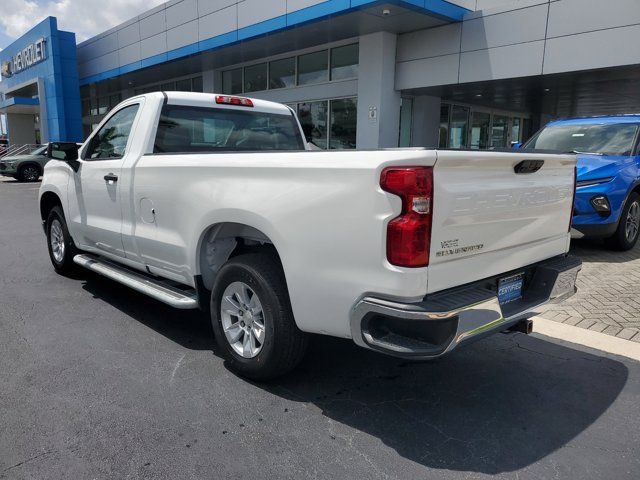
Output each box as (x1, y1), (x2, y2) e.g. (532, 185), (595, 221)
(497, 273), (524, 305)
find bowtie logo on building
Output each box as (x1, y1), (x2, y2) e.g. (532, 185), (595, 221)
(0, 61), (11, 78)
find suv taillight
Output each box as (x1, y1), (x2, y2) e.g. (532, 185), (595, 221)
(380, 166), (433, 268)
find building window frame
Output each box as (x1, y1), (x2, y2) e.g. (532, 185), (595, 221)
(439, 101), (531, 149)
(221, 40), (359, 95)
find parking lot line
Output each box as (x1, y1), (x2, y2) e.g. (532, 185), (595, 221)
(533, 316), (640, 362)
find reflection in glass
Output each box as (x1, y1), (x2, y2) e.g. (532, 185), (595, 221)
(298, 51), (328, 85)
(449, 106), (469, 149)
(491, 115), (509, 148)
(222, 68), (243, 94)
(298, 101), (328, 149)
(269, 57), (296, 89)
(470, 111), (490, 149)
(331, 44), (358, 81)
(329, 98), (357, 149)
(439, 104), (450, 148)
(511, 118), (521, 144)
(244, 63), (268, 92)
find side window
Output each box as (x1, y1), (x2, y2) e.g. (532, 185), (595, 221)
(84, 104), (140, 160)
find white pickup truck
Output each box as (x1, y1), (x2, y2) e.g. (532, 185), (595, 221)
(39, 92), (581, 379)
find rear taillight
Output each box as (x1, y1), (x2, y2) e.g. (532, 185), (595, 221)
(215, 95), (254, 107)
(569, 166), (577, 232)
(380, 166), (433, 268)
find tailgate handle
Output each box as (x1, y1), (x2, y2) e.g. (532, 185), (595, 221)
(514, 160), (544, 174)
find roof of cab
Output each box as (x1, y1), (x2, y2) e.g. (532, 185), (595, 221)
(548, 114), (640, 127)
(160, 91), (292, 116)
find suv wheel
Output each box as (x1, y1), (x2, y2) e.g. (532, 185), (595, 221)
(605, 192), (640, 251)
(46, 206), (78, 275)
(211, 253), (308, 380)
(18, 164), (41, 182)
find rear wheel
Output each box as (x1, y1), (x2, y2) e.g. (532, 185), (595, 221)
(46, 206), (78, 275)
(211, 253), (308, 380)
(18, 164), (41, 182)
(605, 192), (640, 251)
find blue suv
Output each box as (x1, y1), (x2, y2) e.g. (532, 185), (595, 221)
(523, 115), (640, 250)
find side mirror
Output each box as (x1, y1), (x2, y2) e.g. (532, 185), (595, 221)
(511, 141), (523, 149)
(47, 142), (80, 171)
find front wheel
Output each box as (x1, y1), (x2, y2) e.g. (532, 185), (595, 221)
(18, 164), (41, 182)
(605, 192), (640, 251)
(211, 253), (308, 380)
(46, 206), (78, 275)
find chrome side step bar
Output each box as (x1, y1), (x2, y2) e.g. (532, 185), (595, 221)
(73, 254), (199, 309)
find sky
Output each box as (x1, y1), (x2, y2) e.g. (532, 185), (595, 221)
(0, 0), (167, 50)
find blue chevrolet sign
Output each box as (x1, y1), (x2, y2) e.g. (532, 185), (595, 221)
(0, 17), (82, 143)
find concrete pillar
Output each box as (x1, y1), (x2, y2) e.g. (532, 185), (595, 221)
(356, 32), (401, 149)
(7, 114), (37, 144)
(411, 95), (441, 148)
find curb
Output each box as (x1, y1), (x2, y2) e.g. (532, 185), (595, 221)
(533, 316), (640, 362)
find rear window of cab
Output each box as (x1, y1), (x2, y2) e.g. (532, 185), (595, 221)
(154, 105), (305, 153)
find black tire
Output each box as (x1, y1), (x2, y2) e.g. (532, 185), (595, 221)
(211, 253), (308, 381)
(604, 192), (640, 251)
(46, 206), (78, 275)
(17, 164), (41, 182)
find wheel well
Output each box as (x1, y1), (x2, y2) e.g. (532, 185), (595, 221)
(197, 222), (282, 291)
(40, 191), (62, 222)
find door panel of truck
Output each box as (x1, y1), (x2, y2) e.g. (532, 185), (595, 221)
(67, 104), (141, 258)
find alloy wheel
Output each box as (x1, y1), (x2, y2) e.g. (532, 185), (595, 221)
(625, 201), (640, 243)
(50, 219), (65, 263)
(23, 166), (39, 181)
(220, 281), (266, 358)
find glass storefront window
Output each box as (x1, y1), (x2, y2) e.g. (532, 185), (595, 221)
(399, 97), (413, 147)
(82, 99), (91, 117)
(330, 44), (358, 81)
(439, 104), (450, 148)
(491, 115), (509, 148)
(244, 63), (268, 92)
(192, 76), (203, 92)
(449, 106), (469, 149)
(269, 57), (296, 89)
(222, 68), (243, 94)
(298, 50), (328, 86)
(511, 118), (521, 144)
(329, 98), (357, 149)
(176, 78), (192, 91)
(298, 101), (328, 149)
(109, 94), (121, 109)
(470, 111), (490, 149)
(98, 96), (109, 115)
(161, 82), (175, 91)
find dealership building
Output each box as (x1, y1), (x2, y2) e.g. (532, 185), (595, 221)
(1, 0), (640, 150)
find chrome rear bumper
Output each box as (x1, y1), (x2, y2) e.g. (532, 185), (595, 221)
(350, 255), (581, 359)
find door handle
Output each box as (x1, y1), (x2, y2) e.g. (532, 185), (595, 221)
(104, 173), (118, 183)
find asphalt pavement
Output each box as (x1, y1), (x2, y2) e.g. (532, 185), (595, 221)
(1, 178), (639, 480)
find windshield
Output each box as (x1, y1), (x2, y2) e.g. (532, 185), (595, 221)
(30, 146), (48, 156)
(524, 123), (639, 156)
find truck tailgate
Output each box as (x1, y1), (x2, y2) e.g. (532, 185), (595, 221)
(427, 150), (576, 294)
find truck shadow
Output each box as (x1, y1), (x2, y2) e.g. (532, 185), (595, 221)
(266, 335), (629, 475)
(80, 272), (629, 475)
